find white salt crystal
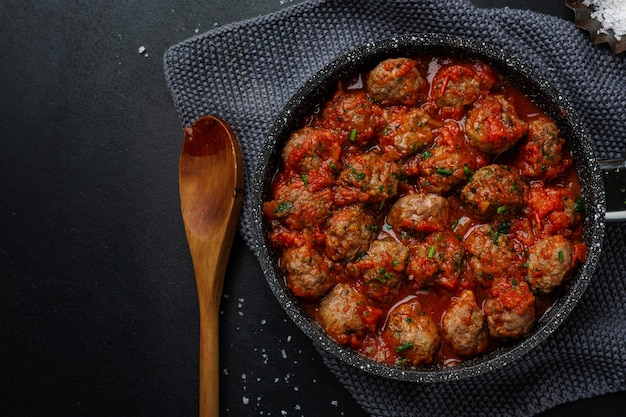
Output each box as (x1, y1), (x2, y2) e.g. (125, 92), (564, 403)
(583, 0), (626, 40)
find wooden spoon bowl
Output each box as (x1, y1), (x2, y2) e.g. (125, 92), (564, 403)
(179, 115), (244, 417)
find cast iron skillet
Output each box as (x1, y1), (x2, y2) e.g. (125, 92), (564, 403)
(252, 33), (619, 382)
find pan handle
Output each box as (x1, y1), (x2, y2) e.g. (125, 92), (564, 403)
(600, 158), (626, 222)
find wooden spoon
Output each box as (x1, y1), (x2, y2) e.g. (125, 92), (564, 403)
(179, 115), (244, 417)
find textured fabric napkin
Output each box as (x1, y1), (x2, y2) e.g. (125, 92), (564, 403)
(163, 1), (626, 415)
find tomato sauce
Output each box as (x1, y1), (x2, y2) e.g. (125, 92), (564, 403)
(263, 54), (587, 368)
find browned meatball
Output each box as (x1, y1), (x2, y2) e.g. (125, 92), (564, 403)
(356, 236), (409, 304)
(282, 126), (342, 173)
(463, 224), (522, 286)
(324, 205), (377, 262)
(409, 122), (490, 194)
(517, 116), (573, 180)
(431, 61), (496, 110)
(460, 164), (526, 218)
(365, 57), (426, 106)
(406, 231), (464, 291)
(282, 244), (332, 301)
(263, 176), (333, 230)
(379, 107), (442, 160)
(483, 277), (536, 340)
(318, 90), (384, 147)
(383, 299), (441, 366)
(465, 95), (528, 154)
(334, 150), (401, 206)
(526, 235), (575, 294)
(442, 290), (489, 356)
(319, 283), (372, 347)
(387, 193), (450, 234)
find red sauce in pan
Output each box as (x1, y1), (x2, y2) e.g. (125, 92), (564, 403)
(263, 55), (586, 368)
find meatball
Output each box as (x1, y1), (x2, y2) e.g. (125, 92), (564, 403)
(387, 193), (450, 234)
(356, 236), (409, 304)
(406, 231), (464, 290)
(526, 235), (575, 294)
(379, 107), (442, 160)
(282, 127), (342, 174)
(263, 176), (333, 230)
(324, 205), (377, 262)
(281, 244), (332, 301)
(460, 164), (526, 218)
(319, 283), (379, 348)
(383, 299), (441, 366)
(334, 150), (401, 206)
(465, 95), (528, 154)
(366, 57), (427, 106)
(318, 90), (384, 147)
(442, 290), (489, 356)
(431, 61), (496, 110)
(483, 277), (536, 340)
(517, 116), (573, 180)
(408, 122), (490, 194)
(463, 224), (522, 286)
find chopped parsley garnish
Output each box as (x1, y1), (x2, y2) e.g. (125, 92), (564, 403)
(349, 128), (357, 142)
(492, 222), (510, 244)
(396, 342), (413, 352)
(427, 245), (436, 259)
(497, 221), (511, 235)
(273, 201), (293, 215)
(574, 196), (585, 212)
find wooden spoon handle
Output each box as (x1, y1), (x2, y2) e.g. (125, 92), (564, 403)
(199, 302), (220, 417)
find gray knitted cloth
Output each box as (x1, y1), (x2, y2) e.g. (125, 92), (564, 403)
(163, 1), (626, 416)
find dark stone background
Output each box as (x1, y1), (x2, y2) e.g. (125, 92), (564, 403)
(1, 0), (624, 415)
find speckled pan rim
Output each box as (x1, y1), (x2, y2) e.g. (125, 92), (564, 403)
(565, 0), (626, 54)
(252, 33), (606, 382)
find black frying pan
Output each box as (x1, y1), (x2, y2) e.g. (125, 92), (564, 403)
(252, 34), (624, 382)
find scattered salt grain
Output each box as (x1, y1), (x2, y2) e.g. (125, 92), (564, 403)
(242, 396), (249, 405)
(137, 45), (149, 58)
(583, 0), (626, 40)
